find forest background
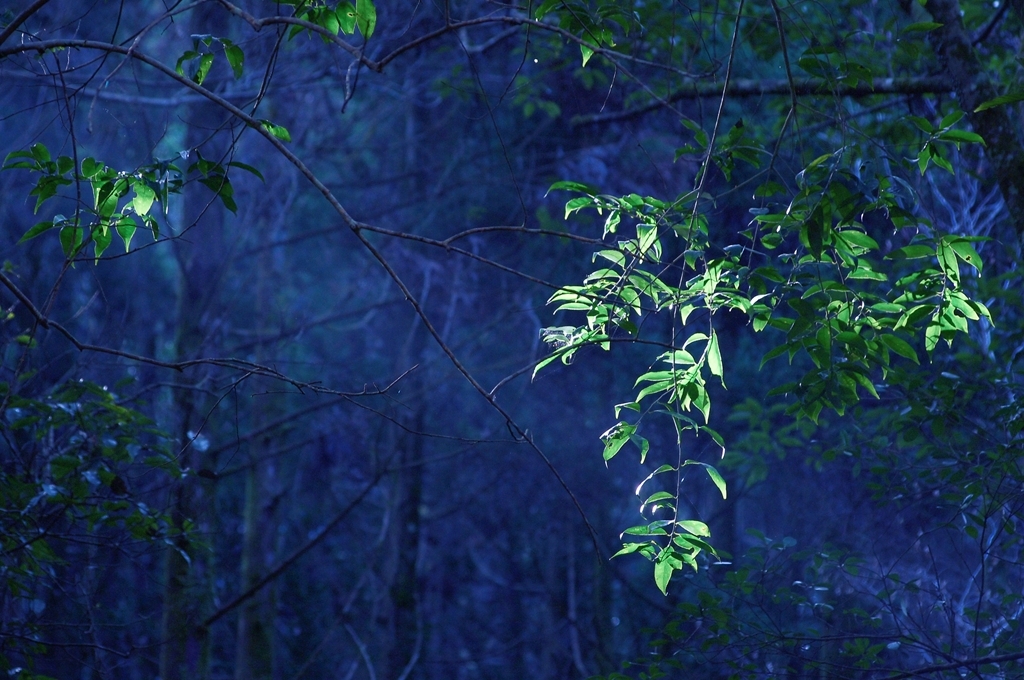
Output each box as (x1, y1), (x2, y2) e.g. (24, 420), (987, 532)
(3, 0), (1024, 678)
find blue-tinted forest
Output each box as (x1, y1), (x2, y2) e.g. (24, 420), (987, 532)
(3, 1), (1024, 678)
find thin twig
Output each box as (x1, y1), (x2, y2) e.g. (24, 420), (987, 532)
(200, 467), (387, 629)
(571, 77), (954, 126)
(0, 0), (52, 47)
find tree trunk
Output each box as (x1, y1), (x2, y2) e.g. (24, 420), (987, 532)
(234, 242), (277, 680)
(381, 413), (424, 679)
(159, 8), (230, 678)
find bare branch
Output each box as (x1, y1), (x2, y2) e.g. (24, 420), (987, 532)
(200, 467), (387, 629)
(571, 77), (955, 126)
(881, 650), (1024, 679)
(0, 0), (52, 48)
(0, 270), (399, 397)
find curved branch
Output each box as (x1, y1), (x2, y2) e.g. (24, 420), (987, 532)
(218, 1), (706, 83)
(215, 0), (372, 68)
(0, 0), (52, 48)
(0, 270), (398, 397)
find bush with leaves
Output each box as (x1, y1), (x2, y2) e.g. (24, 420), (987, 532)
(0, 373), (186, 678)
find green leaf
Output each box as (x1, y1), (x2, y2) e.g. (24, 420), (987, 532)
(581, 44), (595, 67)
(634, 435), (650, 464)
(907, 115), (935, 134)
(887, 244), (933, 260)
(223, 43), (244, 78)
(328, 5), (353, 34)
(19, 219), (56, 243)
(59, 224), (84, 258)
(564, 196), (594, 219)
(764, 337), (797, 365)
(534, 0), (561, 20)
(924, 320), (941, 353)
(131, 182), (156, 216)
(878, 335), (919, 364)
(228, 161), (265, 182)
(30, 142), (51, 163)
(547, 180), (599, 195)
(144, 214), (160, 240)
(194, 52), (214, 85)
(707, 331), (724, 383)
(533, 345), (568, 378)
(93, 225), (113, 261)
(260, 120), (292, 142)
(355, 0), (376, 38)
(703, 464), (727, 499)
(949, 239), (983, 273)
(654, 557), (675, 595)
(3, 149), (35, 169)
(116, 216), (137, 252)
(938, 129), (985, 146)
(940, 111), (965, 130)
(602, 428), (631, 462)
(805, 213), (824, 259)
(635, 464), (675, 496)
(837, 230), (878, 251)
(622, 522), (669, 536)
(975, 91), (1024, 112)
(847, 369), (879, 399)
(81, 157), (103, 178)
(95, 178), (127, 219)
(674, 533), (717, 555)
(611, 542), (655, 559)
(847, 266), (887, 281)
(677, 519), (710, 537)
(948, 292), (980, 320)
(683, 460), (726, 499)
(321, 9), (341, 35)
(937, 239), (960, 284)
(175, 49), (198, 77)
(642, 491), (674, 509)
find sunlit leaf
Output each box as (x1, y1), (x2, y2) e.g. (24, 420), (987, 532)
(654, 556), (675, 595)
(975, 91), (1024, 112)
(707, 331), (724, 383)
(581, 44), (595, 67)
(355, 0), (376, 38)
(131, 183), (156, 216)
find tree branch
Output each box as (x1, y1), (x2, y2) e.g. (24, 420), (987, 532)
(200, 468), (386, 629)
(572, 77), (954, 126)
(215, 0), (373, 67)
(0, 270), (396, 397)
(0, 0), (52, 48)
(881, 649), (1024, 679)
